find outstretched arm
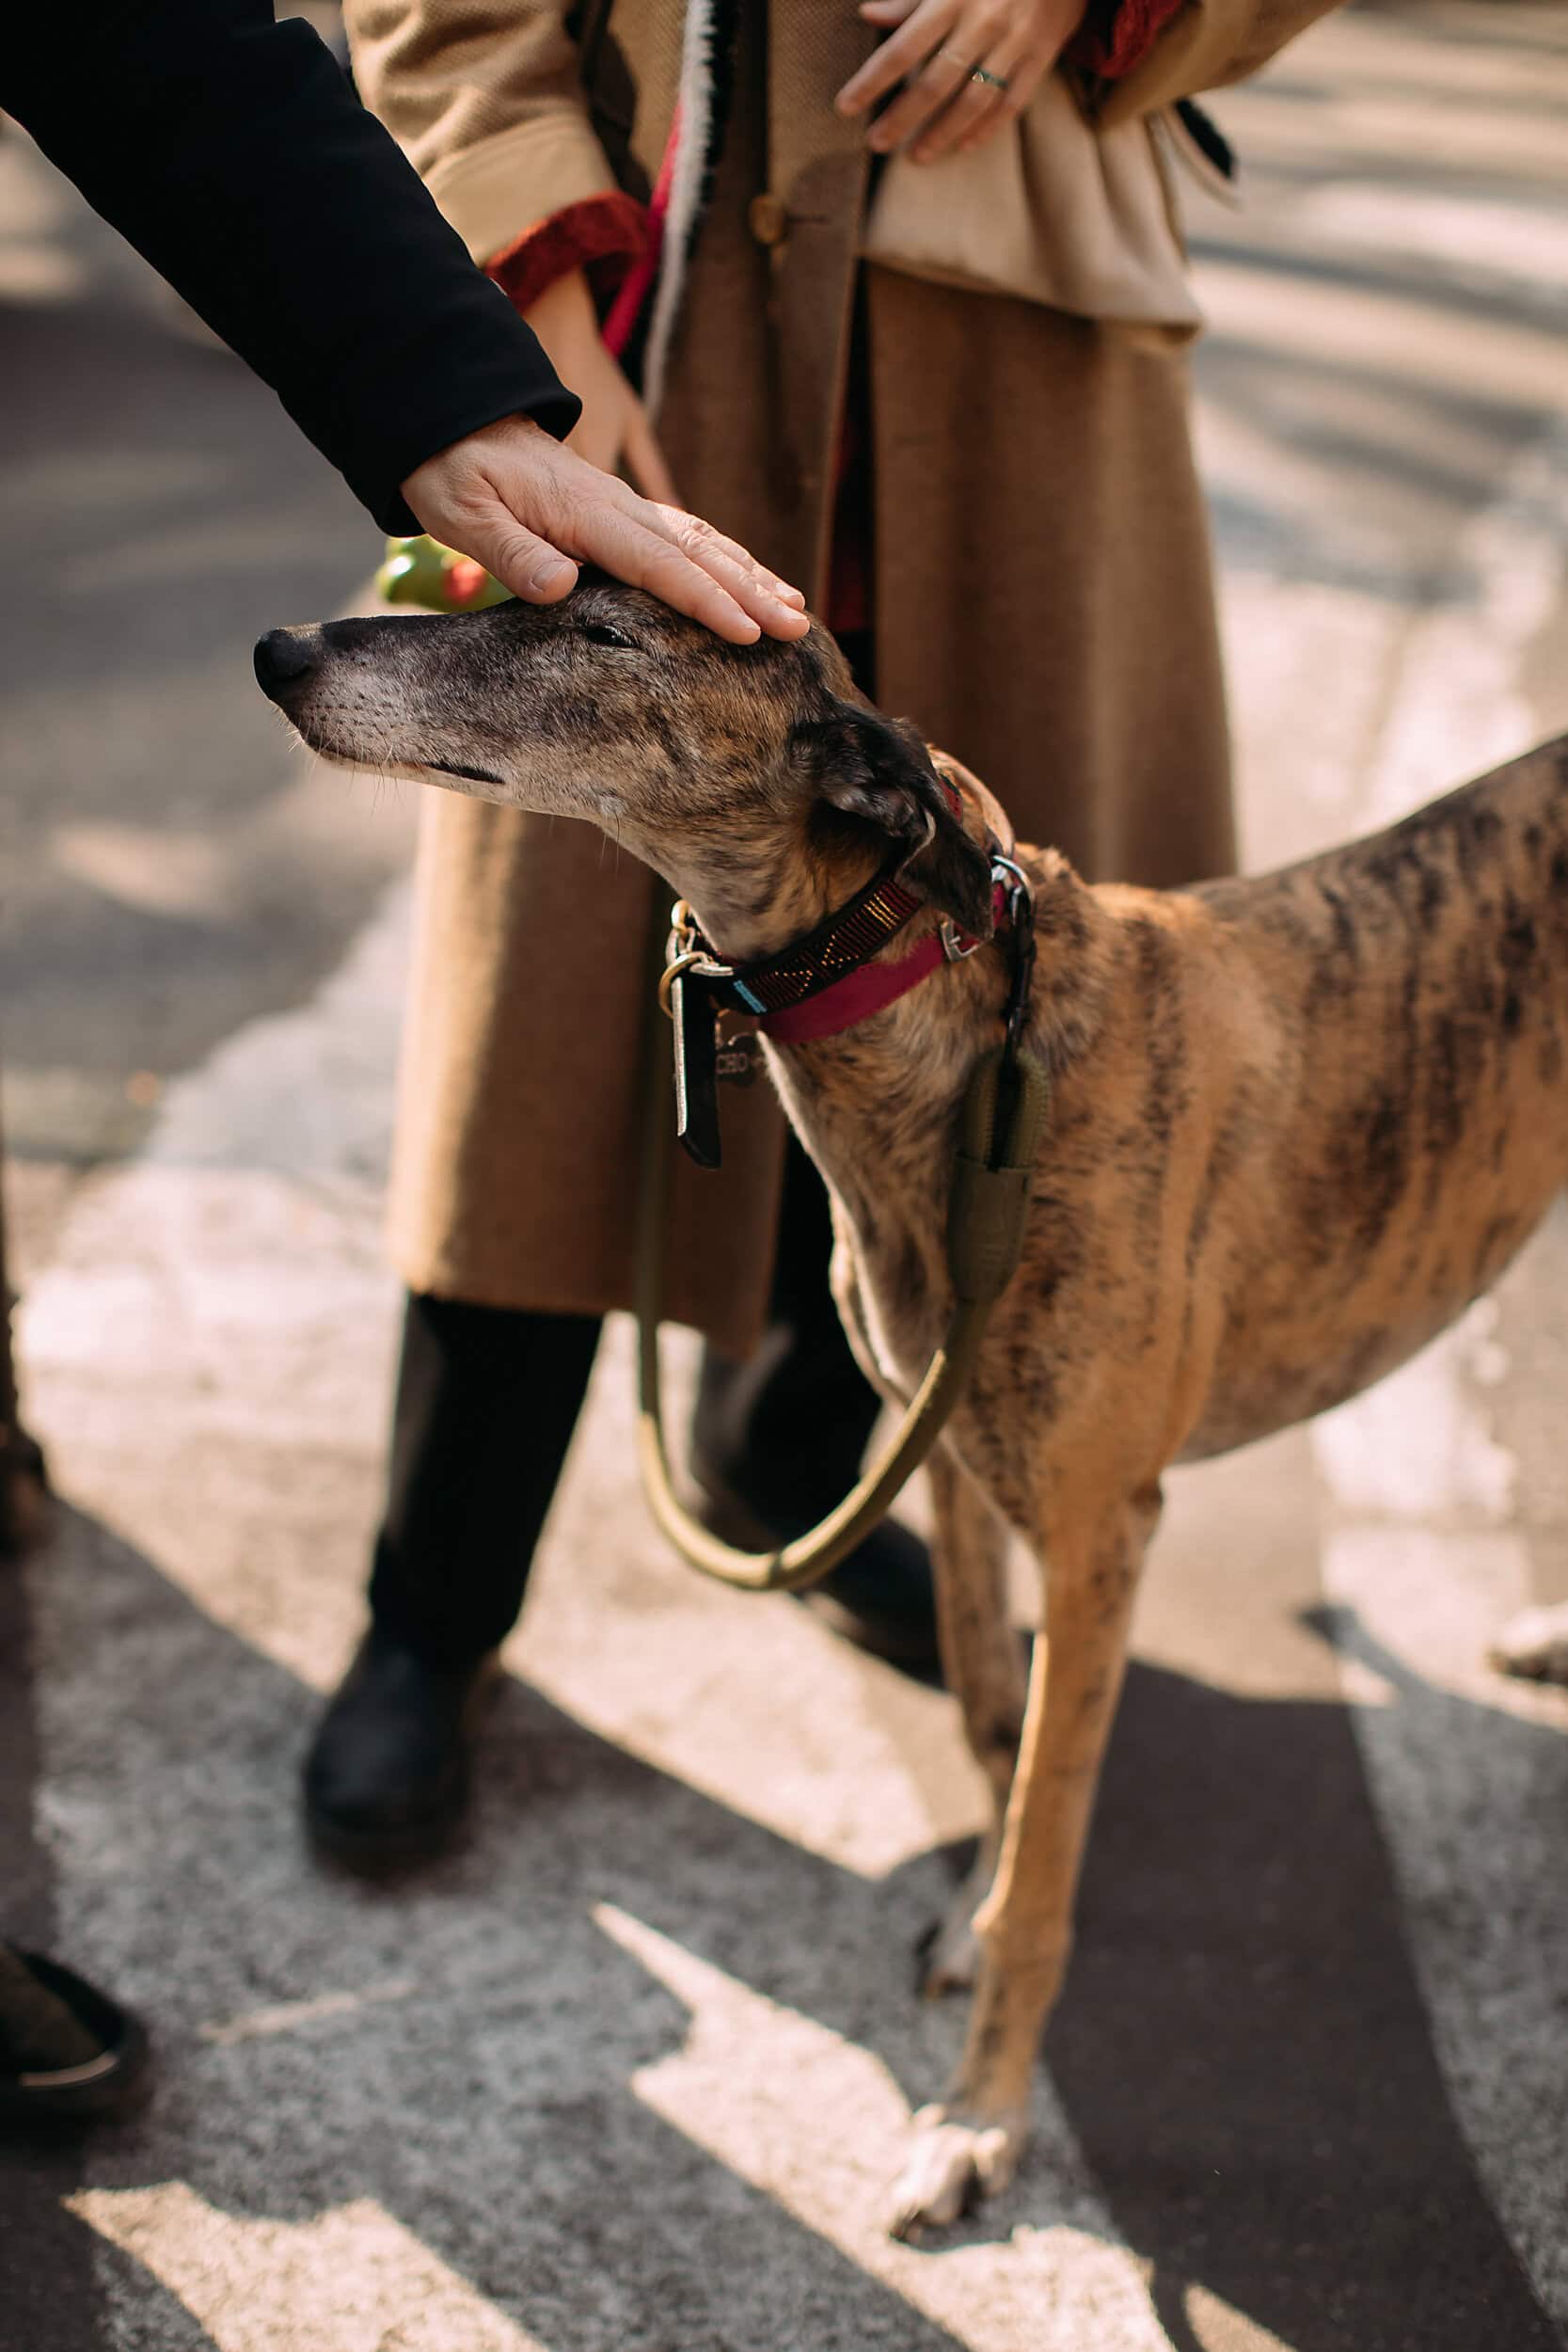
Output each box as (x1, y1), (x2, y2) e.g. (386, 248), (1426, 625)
(6, 0), (804, 642)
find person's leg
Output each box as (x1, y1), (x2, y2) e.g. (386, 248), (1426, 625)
(304, 1295), (601, 1862)
(0, 1126), (49, 1562)
(370, 1293), (603, 1662)
(691, 1131), (878, 1536)
(0, 1096), (145, 2122)
(689, 1132), (940, 1669)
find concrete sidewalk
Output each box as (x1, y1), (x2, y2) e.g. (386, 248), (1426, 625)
(4, 6), (1568, 2346)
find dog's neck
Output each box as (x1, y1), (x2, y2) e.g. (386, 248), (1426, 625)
(657, 821), (892, 970)
(758, 848), (1115, 1231)
(637, 771), (1116, 1228)
(657, 772), (998, 973)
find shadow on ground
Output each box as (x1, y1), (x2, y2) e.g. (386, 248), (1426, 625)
(1053, 1608), (1562, 2352)
(6, 1506), (1561, 2350)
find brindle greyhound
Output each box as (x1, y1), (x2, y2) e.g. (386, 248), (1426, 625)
(256, 577), (1567, 2235)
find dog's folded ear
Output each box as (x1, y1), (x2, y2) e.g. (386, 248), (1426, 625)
(791, 707), (995, 939)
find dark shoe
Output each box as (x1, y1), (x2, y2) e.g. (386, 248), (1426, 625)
(798, 1518), (942, 1680)
(0, 1422), (50, 1559)
(303, 1629), (499, 1868)
(690, 1463), (942, 1681)
(0, 1945), (151, 2127)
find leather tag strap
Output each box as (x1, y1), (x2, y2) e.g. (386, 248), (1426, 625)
(668, 961), (722, 1169)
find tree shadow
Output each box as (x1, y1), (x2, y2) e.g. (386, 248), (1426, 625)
(4, 1507), (974, 2352)
(1043, 1614), (1564, 2352)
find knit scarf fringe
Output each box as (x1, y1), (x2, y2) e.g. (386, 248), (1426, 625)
(635, 0), (737, 418)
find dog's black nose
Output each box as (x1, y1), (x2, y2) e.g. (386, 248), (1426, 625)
(254, 627), (320, 703)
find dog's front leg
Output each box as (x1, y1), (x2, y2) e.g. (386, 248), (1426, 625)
(889, 1484), (1159, 2238)
(919, 1445), (1027, 1998)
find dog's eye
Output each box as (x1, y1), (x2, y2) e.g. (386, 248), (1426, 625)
(580, 620), (637, 650)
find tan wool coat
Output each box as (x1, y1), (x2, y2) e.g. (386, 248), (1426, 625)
(347, 0), (1338, 1356)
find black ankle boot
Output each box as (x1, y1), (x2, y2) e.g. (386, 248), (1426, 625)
(303, 1629), (499, 1868)
(689, 1459), (941, 1679)
(800, 1520), (940, 1678)
(0, 1422), (49, 1560)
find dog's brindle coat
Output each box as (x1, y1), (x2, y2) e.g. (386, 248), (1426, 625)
(258, 579), (1568, 2234)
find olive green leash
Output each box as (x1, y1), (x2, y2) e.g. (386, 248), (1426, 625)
(370, 536), (1053, 1589)
(633, 918), (1051, 1595)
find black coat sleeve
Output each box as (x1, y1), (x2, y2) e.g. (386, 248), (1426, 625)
(7, 0), (581, 531)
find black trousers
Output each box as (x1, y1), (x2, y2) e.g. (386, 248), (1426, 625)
(368, 1134), (883, 1662)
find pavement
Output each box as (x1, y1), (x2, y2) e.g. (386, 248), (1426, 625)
(3, 5), (1567, 2346)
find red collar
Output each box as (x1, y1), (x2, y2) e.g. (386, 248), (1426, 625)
(754, 881), (1006, 1042)
(684, 775), (1015, 1045)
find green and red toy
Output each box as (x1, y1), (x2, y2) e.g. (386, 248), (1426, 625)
(375, 535), (511, 612)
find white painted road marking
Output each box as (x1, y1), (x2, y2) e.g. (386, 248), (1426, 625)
(595, 1902), (1177, 2352)
(200, 1979), (417, 2048)
(70, 2186), (550, 2352)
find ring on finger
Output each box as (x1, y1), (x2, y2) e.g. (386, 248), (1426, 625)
(969, 63), (1009, 90)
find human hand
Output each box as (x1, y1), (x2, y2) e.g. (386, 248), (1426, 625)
(836, 0), (1082, 163)
(401, 275), (807, 646)
(524, 268), (677, 498)
(403, 413), (807, 645)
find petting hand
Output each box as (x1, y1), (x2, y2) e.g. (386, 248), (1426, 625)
(401, 274), (807, 646)
(836, 0), (1083, 163)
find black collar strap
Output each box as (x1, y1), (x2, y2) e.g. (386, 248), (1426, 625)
(717, 853), (923, 1020)
(680, 769), (993, 1025)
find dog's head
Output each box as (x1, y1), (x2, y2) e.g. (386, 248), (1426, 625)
(254, 571), (993, 955)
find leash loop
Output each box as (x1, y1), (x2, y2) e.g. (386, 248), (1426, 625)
(634, 857), (1048, 1594)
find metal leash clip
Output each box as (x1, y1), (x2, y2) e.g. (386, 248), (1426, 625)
(658, 901), (733, 1020)
(659, 903), (736, 1169)
(990, 854), (1037, 1059)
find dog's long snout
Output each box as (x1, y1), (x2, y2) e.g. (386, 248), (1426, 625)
(253, 626), (323, 706)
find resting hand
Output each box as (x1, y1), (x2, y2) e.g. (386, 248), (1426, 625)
(836, 0), (1081, 163)
(402, 272), (807, 645)
(524, 268), (678, 499)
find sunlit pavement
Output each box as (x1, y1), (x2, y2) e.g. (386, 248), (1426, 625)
(3, 7), (1567, 2347)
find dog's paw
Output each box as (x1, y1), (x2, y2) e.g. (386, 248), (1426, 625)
(1489, 1601), (1568, 1687)
(886, 2103), (1025, 2240)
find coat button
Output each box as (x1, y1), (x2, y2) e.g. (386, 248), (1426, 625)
(748, 192), (788, 246)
